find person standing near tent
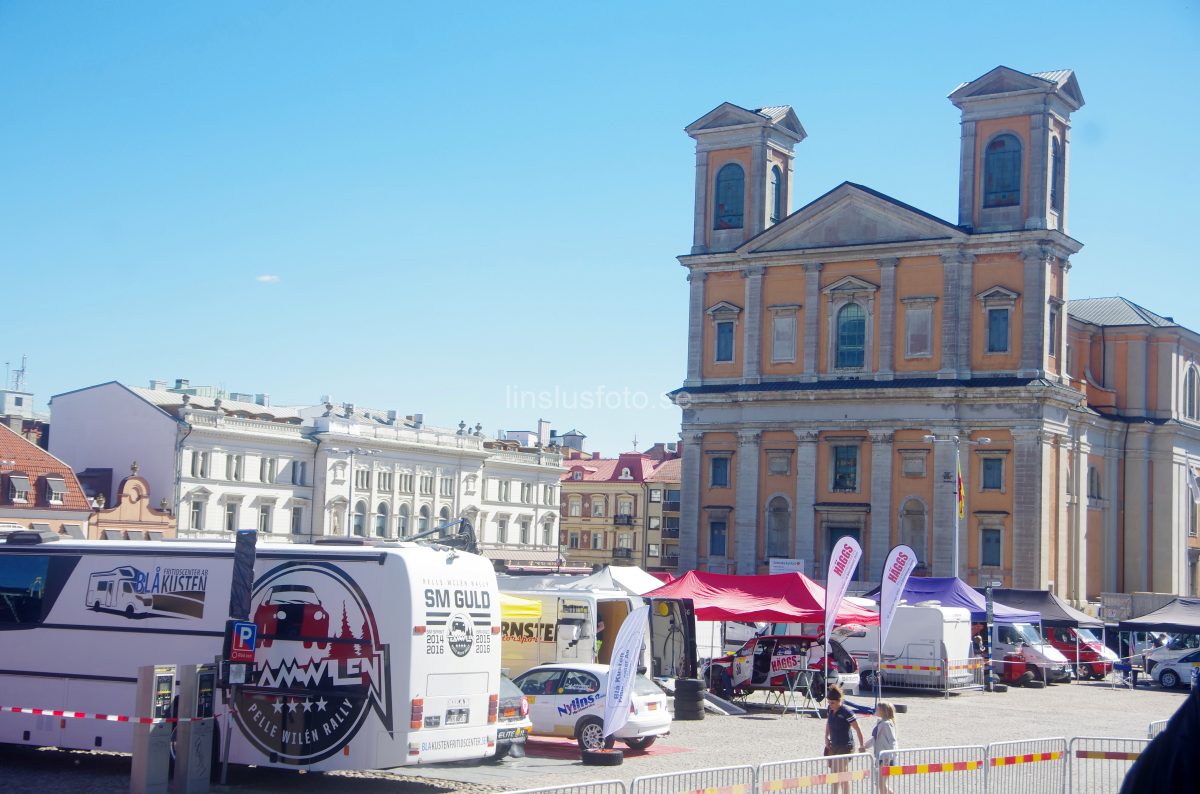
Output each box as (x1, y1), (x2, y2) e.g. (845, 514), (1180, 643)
(863, 701), (898, 794)
(824, 684), (865, 794)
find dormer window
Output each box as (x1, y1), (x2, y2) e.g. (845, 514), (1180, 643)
(572, 470), (583, 481)
(8, 475), (30, 503)
(983, 134), (1022, 208)
(618, 467), (633, 480)
(45, 477), (66, 505)
(713, 163), (745, 230)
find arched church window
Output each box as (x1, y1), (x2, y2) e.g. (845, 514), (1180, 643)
(900, 498), (927, 567)
(375, 502), (389, 537)
(1087, 467), (1101, 500)
(770, 165), (784, 224)
(1050, 137), (1063, 211)
(353, 500), (367, 536)
(983, 134), (1022, 208)
(1185, 366), (1199, 421)
(713, 163), (745, 230)
(836, 303), (866, 369)
(766, 496), (790, 558)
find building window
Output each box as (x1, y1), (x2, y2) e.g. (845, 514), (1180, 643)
(900, 498), (927, 567)
(1087, 466), (1101, 500)
(590, 497), (606, 518)
(592, 531), (603, 550)
(617, 497), (634, 517)
(224, 502), (238, 533)
(713, 162), (745, 230)
(569, 532), (580, 549)
(520, 482), (533, 503)
(259, 457), (277, 483)
(832, 445), (858, 492)
(710, 456), (731, 488)
(354, 468), (371, 490)
(190, 451), (207, 478)
(543, 524), (553, 546)
(982, 457), (1004, 491)
(987, 308), (1010, 354)
(352, 501), (367, 536)
(544, 485), (556, 505)
(568, 497), (582, 517)
(226, 454), (243, 482)
(291, 460), (306, 486)
(771, 309), (797, 364)
(45, 477), (65, 505)
(766, 496), (790, 558)
(419, 475), (434, 496)
(397, 504), (409, 536)
(375, 503), (389, 537)
(398, 473), (413, 493)
(981, 527), (1003, 567)
(7, 475), (29, 503)
(649, 488), (662, 503)
(190, 499), (205, 531)
(904, 305), (932, 358)
(441, 477), (455, 498)
(767, 451), (791, 476)
(983, 134), (1022, 208)
(648, 516), (661, 530)
(520, 519), (530, 544)
(1185, 367), (1199, 420)
(769, 165), (784, 224)
(439, 506), (450, 527)
(418, 505), (430, 533)
(290, 506), (303, 534)
(1048, 303), (1060, 357)
(618, 467), (633, 481)
(708, 520), (727, 557)
(498, 480), (511, 502)
(836, 303), (866, 369)
(498, 519), (508, 544)
(715, 321), (735, 362)
(378, 471), (392, 491)
(258, 504), (272, 534)
(1050, 137), (1063, 212)
(648, 543), (660, 558)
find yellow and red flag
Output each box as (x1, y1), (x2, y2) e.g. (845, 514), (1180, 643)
(956, 456), (965, 519)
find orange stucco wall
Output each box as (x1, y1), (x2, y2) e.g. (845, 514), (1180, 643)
(760, 265), (806, 376)
(970, 253), (1023, 371)
(706, 147), (752, 248)
(973, 116), (1032, 228)
(757, 431), (798, 564)
(892, 257), (944, 373)
(702, 271), (745, 379)
(699, 433), (737, 560)
(890, 429), (938, 560)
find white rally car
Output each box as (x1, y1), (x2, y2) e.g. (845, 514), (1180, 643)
(512, 663), (671, 751)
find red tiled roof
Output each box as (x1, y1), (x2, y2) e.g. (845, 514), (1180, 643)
(645, 457), (682, 483)
(560, 452), (672, 484)
(0, 423), (92, 511)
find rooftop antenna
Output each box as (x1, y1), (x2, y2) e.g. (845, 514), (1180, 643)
(11, 355), (27, 391)
(632, 434), (639, 452)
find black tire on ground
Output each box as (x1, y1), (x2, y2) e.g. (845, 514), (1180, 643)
(624, 736), (656, 750)
(809, 673), (827, 701)
(575, 717), (616, 752)
(1159, 670), (1180, 689)
(674, 704), (705, 721)
(581, 748), (624, 766)
(1026, 679), (1047, 689)
(893, 703), (908, 714)
(675, 678), (704, 694)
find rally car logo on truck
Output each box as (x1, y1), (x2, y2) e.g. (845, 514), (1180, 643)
(234, 562), (392, 765)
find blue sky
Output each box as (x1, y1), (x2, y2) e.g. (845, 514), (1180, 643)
(2, 2), (1197, 456)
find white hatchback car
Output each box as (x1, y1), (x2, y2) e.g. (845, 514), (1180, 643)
(1150, 648), (1200, 689)
(512, 663), (671, 751)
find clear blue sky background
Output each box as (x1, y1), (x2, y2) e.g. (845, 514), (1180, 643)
(2, 2), (1197, 456)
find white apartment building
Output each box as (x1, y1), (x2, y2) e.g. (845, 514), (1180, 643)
(49, 381), (563, 562)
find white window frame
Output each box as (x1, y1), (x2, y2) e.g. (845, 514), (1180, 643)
(823, 276), (877, 374)
(707, 302), (742, 364)
(902, 296), (936, 359)
(769, 304), (799, 364)
(978, 286), (1019, 356)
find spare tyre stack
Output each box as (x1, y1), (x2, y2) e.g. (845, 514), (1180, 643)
(673, 677), (705, 720)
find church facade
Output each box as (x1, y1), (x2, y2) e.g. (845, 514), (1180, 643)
(672, 66), (1200, 600)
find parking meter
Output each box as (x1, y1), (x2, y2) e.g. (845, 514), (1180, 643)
(173, 663), (216, 794)
(132, 664), (176, 794)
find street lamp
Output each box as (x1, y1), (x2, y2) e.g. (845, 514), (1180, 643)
(329, 447), (380, 537)
(923, 434), (991, 578)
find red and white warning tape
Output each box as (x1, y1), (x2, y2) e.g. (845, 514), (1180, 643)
(1, 706), (219, 725)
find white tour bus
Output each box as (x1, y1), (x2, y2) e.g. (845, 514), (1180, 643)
(0, 533), (501, 770)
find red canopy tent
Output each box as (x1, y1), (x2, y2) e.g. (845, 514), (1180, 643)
(646, 570), (879, 625)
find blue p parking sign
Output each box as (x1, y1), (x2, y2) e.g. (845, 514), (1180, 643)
(229, 620), (257, 663)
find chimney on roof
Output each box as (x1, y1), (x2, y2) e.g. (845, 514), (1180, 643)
(387, 409), (398, 425)
(343, 402), (355, 417)
(255, 393), (269, 406)
(592, 452), (601, 460)
(175, 378), (189, 389)
(149, 379), (167, 390)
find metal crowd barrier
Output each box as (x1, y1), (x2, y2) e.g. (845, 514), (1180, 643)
(879, 744), (987, 793)
(868, 655), (983, 697)
(985, 737), (1066, 793)
(631, 764), (755, 794)
(507, 782), (626, 794)
(1147, 719), (1168, 738)
(758, 752), (874, 792)
(1067, 736), (1147, 794)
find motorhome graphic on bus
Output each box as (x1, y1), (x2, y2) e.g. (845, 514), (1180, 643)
(237, 561), (393, 765)
(85, 564), (208, 619)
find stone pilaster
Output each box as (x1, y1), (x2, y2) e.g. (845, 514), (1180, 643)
(742, 267), (764, 383)
(678, 431), (704, 572)
(876, 259), (897, 380)
(1013, 429), (1048, 589)
(802, 262), (823, 382)
(1068, 434), (1089, 602)
(1122, 431), (1150, 591)
(1019, 246), (1051, 378)
(692, 151), (709, 254)
(957, 120), (977, 228)
(868, 431), (895, 580)
(795, 431), (818, 573)
(685, 271), (707, 387)
(1026, 112), (1049, 231)
(930, 440), (955, 576)
(938, 253), (962, 379)
(734, 430), (761, 574)
(1104, 442), (1121, 592)
(748, 140), (767, 237)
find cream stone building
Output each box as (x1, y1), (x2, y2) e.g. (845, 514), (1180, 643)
(672, 66), (1200, 599)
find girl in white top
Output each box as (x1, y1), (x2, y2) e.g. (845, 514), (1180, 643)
(864, 701), (898, 794)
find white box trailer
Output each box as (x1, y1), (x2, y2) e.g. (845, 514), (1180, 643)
(839, 604), (975, 689)
(0, 535), (502, 770)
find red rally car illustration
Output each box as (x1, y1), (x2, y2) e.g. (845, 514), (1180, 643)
(253, 584), (330, 649)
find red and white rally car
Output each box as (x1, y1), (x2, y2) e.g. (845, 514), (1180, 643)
(253, 583), (330, 649)
(704, 634), (857, 700)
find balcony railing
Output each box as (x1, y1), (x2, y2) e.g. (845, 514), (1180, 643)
(613, 547), (634, 559)
(661, 554), (679, 568)
(614, 514), (634, 526)
(660, 526), (680, 539)
(662, 501), (681, 512)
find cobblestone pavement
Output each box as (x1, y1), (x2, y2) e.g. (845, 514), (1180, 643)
(0, 680), (1184, 793)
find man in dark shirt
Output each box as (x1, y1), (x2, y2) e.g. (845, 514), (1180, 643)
(824, 684), (865, 794)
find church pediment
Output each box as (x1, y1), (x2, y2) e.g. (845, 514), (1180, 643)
(745, 183), (963, 253)
(950, 66), (1083, 111)
(823, 275), (878, 296)
(686, 102), (771, 133)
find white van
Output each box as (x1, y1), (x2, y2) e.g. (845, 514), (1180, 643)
(993, 622), (1072, 683)
(499, 587), (651, 677)
(840, 604), (976, 689)
(0, 534), (502, 770)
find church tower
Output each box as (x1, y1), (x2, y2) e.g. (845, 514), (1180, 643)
(949, 67), (1084, 234)
(685, 103), (806, 254)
